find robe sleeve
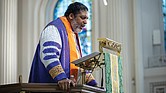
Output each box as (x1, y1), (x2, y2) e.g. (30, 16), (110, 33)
(40, 25), (67, 81)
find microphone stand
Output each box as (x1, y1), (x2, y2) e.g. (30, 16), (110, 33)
(100, 67), (104, 89)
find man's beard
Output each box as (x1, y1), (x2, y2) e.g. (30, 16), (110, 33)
(71, 19), (82, 33)
(73, 28), (82, 33)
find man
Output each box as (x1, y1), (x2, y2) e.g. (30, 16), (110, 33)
(29, 2), (97, 90)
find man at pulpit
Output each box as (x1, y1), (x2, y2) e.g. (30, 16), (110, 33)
(29, 2), (97, 90)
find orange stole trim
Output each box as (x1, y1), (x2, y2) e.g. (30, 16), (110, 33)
(60, 16), (80, 80)
(49, 65), (65, 79)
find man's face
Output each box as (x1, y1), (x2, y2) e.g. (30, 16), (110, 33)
(70, 10), (88, 33)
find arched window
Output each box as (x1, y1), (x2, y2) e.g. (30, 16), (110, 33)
(54, 0), (92, 56)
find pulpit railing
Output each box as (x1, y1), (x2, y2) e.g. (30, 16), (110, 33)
(0, 83), (106, 93)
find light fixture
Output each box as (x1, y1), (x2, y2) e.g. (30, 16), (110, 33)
(103, 0), (108, 6)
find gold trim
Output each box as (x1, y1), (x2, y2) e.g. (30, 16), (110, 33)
(98, 38), (121, 53)
(49, 65), (65, 79)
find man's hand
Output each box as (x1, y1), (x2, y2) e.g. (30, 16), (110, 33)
(58, 78), (76, 90)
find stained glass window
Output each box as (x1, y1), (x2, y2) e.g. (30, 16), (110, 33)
(54, 0), (92, 56)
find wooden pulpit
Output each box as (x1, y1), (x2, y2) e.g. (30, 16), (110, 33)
(0, 83), (106, 93)
(0, 50), (106, 93)
(0, 37), (124, 93)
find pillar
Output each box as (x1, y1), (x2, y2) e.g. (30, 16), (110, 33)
(0, 0), (18, 84)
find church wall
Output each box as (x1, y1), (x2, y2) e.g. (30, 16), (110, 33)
(18, 0), (36, 83)
(17, 0), (58, 83)
(144, 67), (166, 93)
(92, 0), (135, 93)
(141, 0), (164, 68)
(17, 0), (46, 83)
(140, 0), (166, 93)
(144, 74), (166, 93)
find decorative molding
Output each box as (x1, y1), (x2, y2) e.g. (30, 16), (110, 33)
(98, 38), (121, 53)
(150, 81), (166, 93)
(45, 0), (58, 24)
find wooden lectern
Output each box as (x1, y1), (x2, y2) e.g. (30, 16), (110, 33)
(72, 52), (102, 84)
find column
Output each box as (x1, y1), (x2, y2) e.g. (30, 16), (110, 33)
(133, 0), (144, 93)
(0, 0), (18, 84)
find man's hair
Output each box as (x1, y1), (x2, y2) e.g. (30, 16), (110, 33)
(64, 2), (88, 17)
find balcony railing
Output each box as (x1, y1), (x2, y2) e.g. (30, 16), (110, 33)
(148, 55), (166, 68)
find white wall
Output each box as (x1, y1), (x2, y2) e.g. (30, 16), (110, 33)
(137, 0), (166, 93)
(18, 0), (40, 83)
(144, 67), (166, 93)
(93, 0), (135, 93)
(17, 0), (58, 83)
(141, 0), (164, 68)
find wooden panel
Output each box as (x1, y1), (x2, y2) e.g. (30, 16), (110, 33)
(0, 83), (106, 93)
